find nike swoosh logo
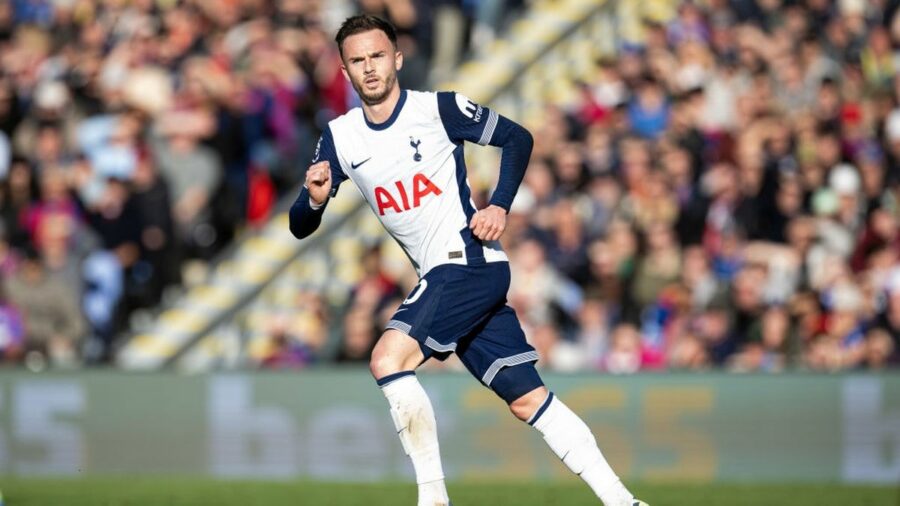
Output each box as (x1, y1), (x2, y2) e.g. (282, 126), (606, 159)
(351, 157), (371, 170)
(394, 308), (408, 313)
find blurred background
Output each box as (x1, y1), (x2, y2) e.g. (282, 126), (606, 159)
(2, 0), (900, 374)
(0, 0), (897, 492)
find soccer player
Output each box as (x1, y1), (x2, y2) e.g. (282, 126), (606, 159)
(289, 14), (647, 506)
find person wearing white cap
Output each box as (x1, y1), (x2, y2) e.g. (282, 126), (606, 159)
(829, 163), (864, 233)
(0, 131), (9, 181)
(824, 282), (867, 369)
(882, 109), (900, 179)
(870, 267), (900, 366)
(885, 109), (900, 145)
(12, 81), (82, 163)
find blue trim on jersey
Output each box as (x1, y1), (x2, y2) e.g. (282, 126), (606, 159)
(453, 144), (485, 265)
(364, 89), (408, 131)
(376, 370), (415, 387)
(527, 392), (554, 426)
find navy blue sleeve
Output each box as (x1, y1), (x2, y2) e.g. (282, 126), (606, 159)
(289, 186), (323, 239)
(288, 127), (348, 239)
(437, 91), (497, 145)
(485, 115), (533, 211)
(312, 126), (348, 196)
(437, 91), (533, 212)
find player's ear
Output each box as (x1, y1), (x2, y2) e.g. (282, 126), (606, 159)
(340, 63), (350, 82)
(395, 51), (403, 72)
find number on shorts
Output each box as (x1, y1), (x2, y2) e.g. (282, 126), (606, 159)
(402, 279), (428, 305)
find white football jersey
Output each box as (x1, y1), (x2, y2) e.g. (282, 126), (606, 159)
(314, 90), (508, 277)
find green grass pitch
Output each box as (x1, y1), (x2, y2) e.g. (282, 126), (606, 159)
(0, 478), (896, 505)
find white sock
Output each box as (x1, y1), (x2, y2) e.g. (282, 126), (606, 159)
(379, 372), (449, 506)
(529, 392), (634, 506)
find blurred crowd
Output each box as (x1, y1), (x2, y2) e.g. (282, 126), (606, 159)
(281, 0), (900, 374)
(9, 0), (898, 375)
(0, 0), (519, 369)
(500, 0), (900, 373)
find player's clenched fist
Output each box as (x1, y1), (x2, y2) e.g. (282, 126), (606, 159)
(305, 161), (332, 206)
(469, 205), (507, 241)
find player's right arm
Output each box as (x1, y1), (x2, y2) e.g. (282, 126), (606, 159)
(289, 128), (347, 239)
(306, 160), (333, 205)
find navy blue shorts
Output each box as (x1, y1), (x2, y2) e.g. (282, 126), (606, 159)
(385, 261), (538, 387)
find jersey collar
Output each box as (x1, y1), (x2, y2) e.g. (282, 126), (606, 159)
(364, 89), (407, 131)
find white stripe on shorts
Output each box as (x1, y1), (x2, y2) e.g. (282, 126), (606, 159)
(481, 350), (539, 386)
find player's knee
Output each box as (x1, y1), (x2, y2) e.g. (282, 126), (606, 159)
(368, 348), (396, 379)
(509, 386), (549, 421)
(509, 399), (533, 421)
(370, 330), (425, 380)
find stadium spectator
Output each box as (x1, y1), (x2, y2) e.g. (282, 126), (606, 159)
(258, 290), (329, 369)
(258, 313), (316, 369)
(336, 308), (378, 364)
(4, 247), (85, 368)
(0, 283), (24, 363)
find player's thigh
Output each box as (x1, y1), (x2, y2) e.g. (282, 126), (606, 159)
(456, 305), (542, 404)
(370, 328), (426, 378)
(386, 263), (508, 362)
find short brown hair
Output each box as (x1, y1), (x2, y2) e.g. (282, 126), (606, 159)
(335, 14), (398, 57)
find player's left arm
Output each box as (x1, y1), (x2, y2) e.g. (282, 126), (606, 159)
(437, 92), (534, 241)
